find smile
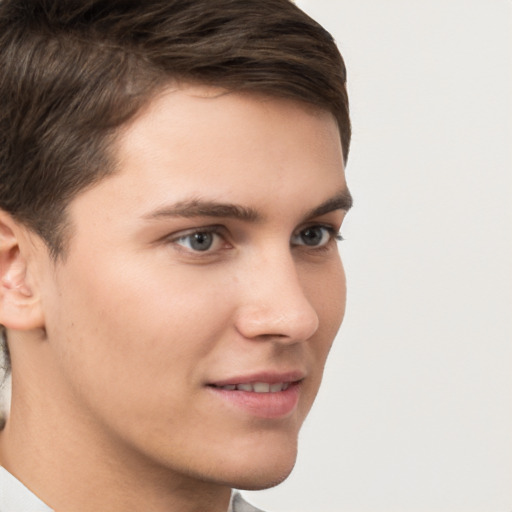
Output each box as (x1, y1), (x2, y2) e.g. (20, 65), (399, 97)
(208, 379), (301, 418)
(211, 382), (291, 393)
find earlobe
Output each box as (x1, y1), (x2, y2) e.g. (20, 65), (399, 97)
(0, 211), (45, 331)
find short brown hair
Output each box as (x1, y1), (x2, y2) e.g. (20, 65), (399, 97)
(0, 0), (350, 371)
(0, 0), (350, 254)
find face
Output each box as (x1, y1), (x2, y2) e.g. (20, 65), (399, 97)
(37, 86), (350, 489)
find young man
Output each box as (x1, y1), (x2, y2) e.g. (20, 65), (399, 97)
(0, 1), (352, 510)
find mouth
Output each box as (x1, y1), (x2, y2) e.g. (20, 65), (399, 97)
(209, 381), (291, 393)
(206, 373), (304, 418)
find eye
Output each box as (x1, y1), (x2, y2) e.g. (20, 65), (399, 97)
(291, 225), (341, 248)
(174, 229), (225, 252)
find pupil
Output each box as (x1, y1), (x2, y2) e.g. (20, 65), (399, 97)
(302, 227), (322, 246)
(191, 232), (213, 251)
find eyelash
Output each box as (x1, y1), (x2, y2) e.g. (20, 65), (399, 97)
(170, 224), (343, 254)
(291, 225), (344, 249)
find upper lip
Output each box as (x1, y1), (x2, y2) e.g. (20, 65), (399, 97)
(208, 370), (306, 387)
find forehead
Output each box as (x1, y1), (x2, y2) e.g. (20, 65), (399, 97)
(62, 85), (347, 243)
(116, 85), (343, 186)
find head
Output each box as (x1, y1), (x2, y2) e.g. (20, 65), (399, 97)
(0, 0), (351, 495)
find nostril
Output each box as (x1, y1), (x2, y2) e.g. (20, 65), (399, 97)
(254, 333), (288, 341)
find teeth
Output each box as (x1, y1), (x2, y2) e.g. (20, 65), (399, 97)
(253, 382), (270, 393)
(217, 382), (291, 392)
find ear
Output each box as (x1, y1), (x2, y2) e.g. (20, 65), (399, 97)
(0, 211), (44, 331)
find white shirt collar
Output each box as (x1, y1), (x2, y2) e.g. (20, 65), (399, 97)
(0, 467), (264, 512)
(0, 466), (52, 512)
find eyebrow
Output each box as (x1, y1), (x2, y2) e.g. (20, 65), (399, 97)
(143, 188), (353, 223)
(144, 199), (260, 222)
(304, 188), (353, 218)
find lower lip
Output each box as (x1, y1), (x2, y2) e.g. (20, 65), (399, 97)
(207, 382), (301, 419)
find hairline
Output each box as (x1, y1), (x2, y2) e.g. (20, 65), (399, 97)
(49, 82), (348, 261)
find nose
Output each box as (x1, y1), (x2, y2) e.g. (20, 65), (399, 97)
(234, 252), (320, 343)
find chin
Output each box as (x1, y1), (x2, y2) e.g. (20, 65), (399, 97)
(214, 439), (299, 491)
(232, 466), (295, 491)
(227, 462), (296, 491)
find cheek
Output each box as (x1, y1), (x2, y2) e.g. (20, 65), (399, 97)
(291, 259), (345, 424)
(42, 259), (241, 452)
(305, 256), (346, 341)
(46, 256), (236, 394)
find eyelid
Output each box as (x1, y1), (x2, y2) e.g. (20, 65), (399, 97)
(163, 224), (223, 239)
(294, 220), (342, 236)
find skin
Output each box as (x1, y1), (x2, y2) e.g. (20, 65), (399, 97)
(0, 85), (350, 512)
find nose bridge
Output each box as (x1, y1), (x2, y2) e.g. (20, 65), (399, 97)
(235, 246), (319, 342)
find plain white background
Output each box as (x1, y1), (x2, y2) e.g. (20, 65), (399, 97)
(245, 1), (512, 511)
